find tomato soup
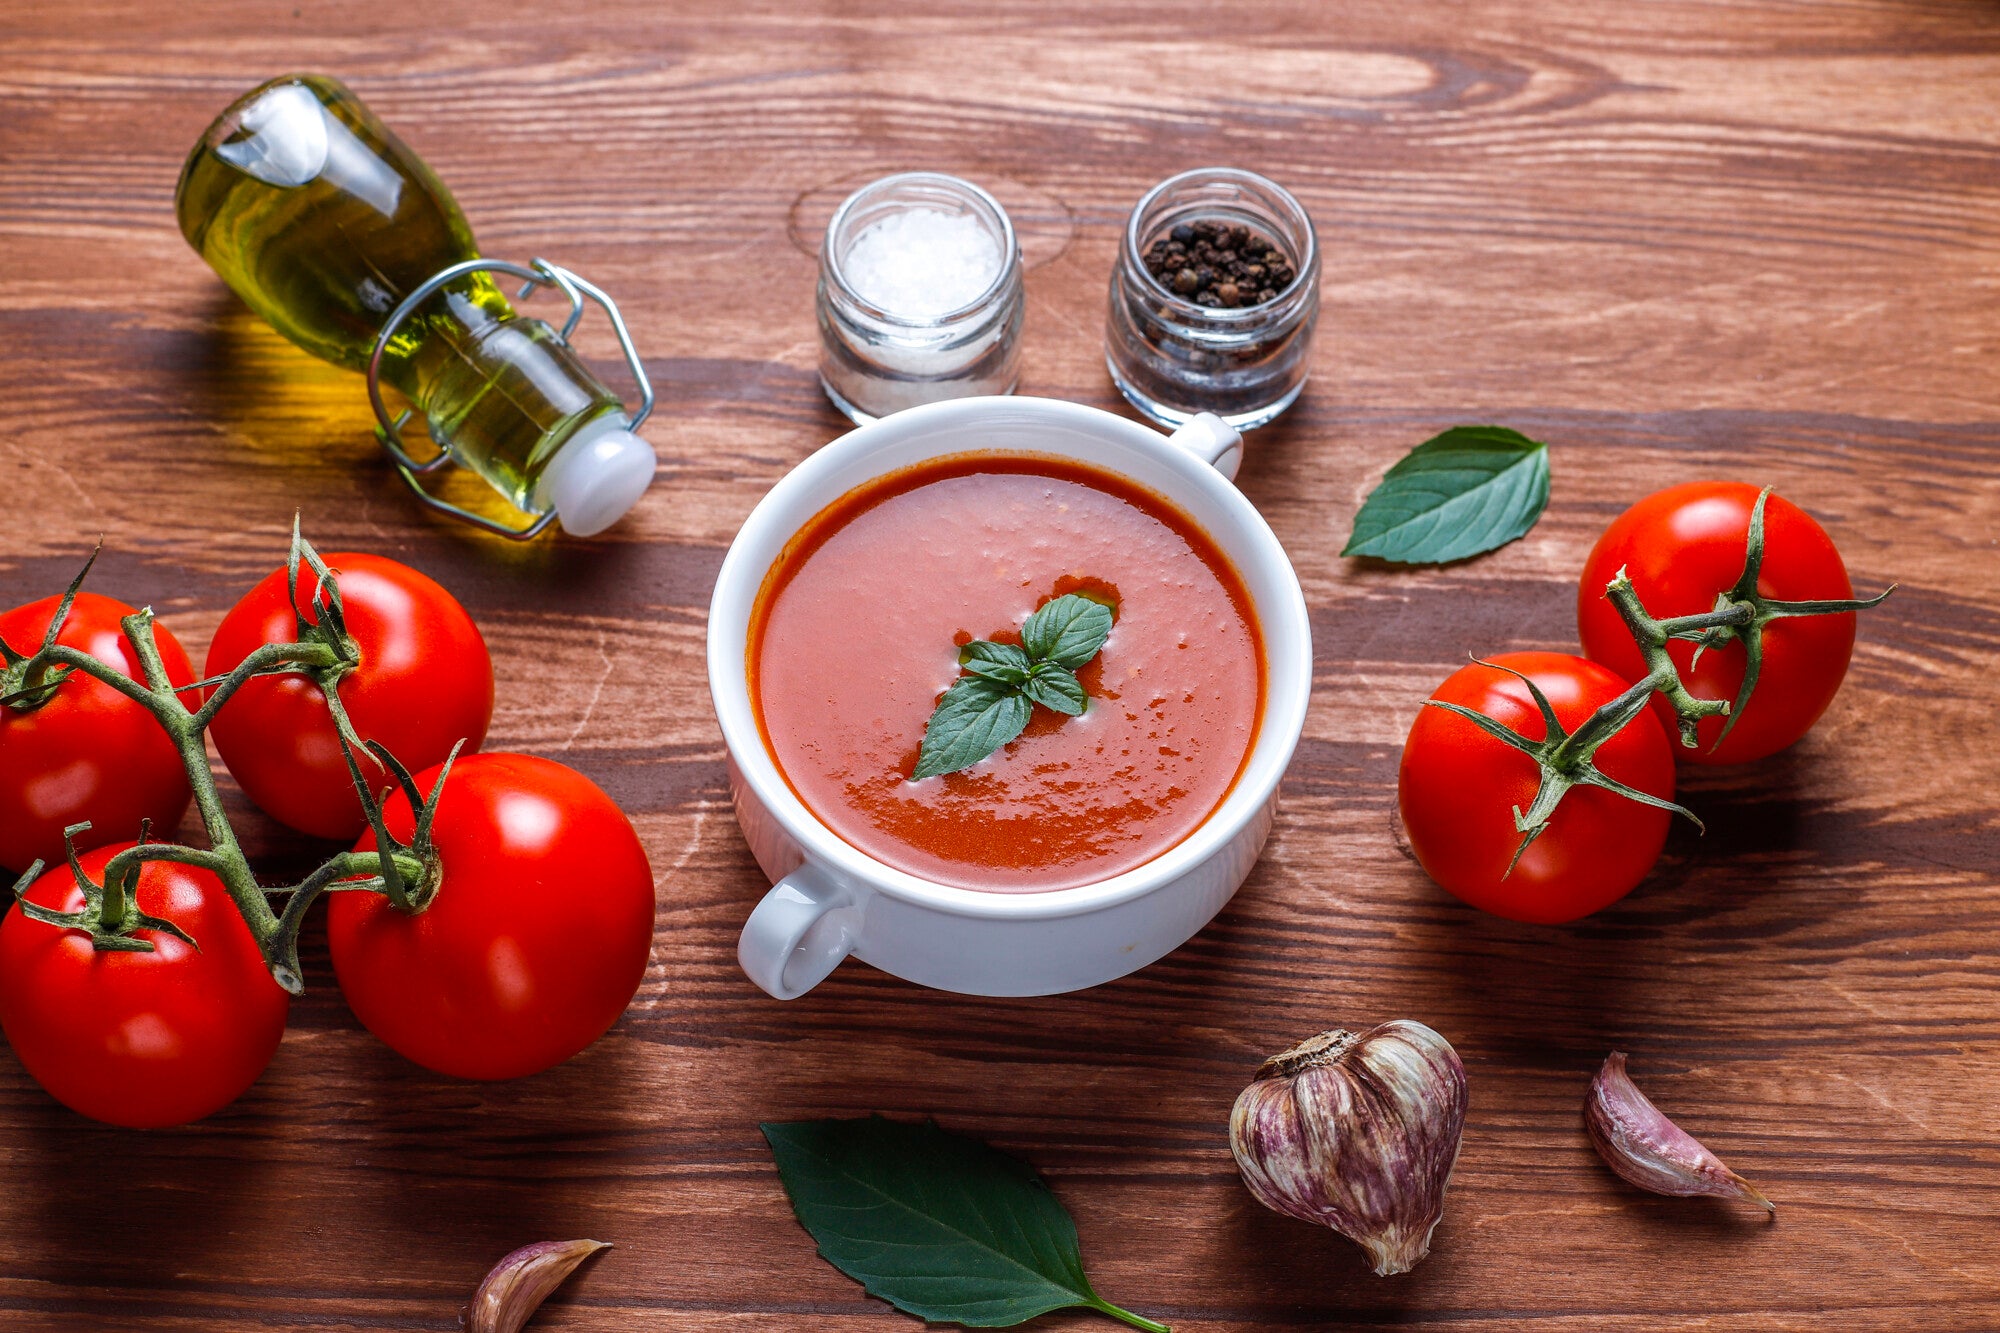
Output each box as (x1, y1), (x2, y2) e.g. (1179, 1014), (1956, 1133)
(749, 455), (1264, 892)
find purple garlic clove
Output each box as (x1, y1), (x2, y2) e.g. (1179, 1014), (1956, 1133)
(1229, 1021), (1468, 1276)
(1584, 1051), (1775, 1216)
(469, 1239), (610, 1333)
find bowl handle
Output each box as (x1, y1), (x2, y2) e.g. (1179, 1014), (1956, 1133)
(738, 862), (860, 999)
(1167, 412), (1243, 481)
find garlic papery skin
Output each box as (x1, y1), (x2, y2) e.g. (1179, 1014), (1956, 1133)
(470, 1239), (609, 1333)
(1229, 1021), (1468, 1276)
(1585, 1052), (1775, 1215)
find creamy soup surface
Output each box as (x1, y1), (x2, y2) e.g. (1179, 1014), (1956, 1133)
(751, 455), (1264, 892)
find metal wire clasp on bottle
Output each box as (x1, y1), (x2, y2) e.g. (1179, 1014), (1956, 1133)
(364, 258), (655, 540)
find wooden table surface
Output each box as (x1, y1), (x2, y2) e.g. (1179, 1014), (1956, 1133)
(3, 1), (1998, 1329)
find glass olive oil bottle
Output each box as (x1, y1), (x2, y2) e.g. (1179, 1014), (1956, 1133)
(176, 75), (655, 536)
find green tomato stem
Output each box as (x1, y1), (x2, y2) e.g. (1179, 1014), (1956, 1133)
(1600, 571), (1732, 747)
(7, 551), (440, 992)
(88, 833), (137, 934)
(37, 643), (174, 722)
(1600, 486), (1893, 754)
(1427, 657), (1705, 877)
(1652, 603), (1755, 639)
(95, 840), (234, 937)
(189, 639), (341, 731)
(263, 850), (425, 993)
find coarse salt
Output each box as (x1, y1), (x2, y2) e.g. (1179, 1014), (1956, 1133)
(840, 207), (1001, 320)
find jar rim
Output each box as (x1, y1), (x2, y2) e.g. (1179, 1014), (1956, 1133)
(822, 171), (1021, 329)
(1122, 167), (1318, 319)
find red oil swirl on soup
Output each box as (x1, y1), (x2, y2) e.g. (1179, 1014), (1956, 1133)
(749, 454), (1265, 892)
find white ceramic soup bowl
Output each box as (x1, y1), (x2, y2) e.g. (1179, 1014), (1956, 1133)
(707, 396), (1312, 999)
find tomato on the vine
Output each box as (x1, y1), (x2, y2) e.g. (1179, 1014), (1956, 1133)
(1578, 482), (1863, 765)
(206, 553), (493, 840)
(327, 753), (654, 1081)
(1399, 652), (1681, 924)
(0, 592), (196, 874)
(0, 843), (290, 1127)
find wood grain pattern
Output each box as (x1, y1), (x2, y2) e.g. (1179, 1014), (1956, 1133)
(2, 1), (1998, 1328)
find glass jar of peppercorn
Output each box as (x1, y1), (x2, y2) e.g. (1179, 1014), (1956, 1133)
(1105, 167), (1319, 433)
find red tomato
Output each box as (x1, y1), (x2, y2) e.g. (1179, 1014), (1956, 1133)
(0, 843), (289, 1127)
(327, 753), (654, 1080)
(1399, 652), (1679, 924)
(206, 554), (493, 840)
(1577, 482), (1859, 764)
(0, 593), (196, 874)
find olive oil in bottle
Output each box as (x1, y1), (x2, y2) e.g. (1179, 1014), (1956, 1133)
(176, 74), (656, 536)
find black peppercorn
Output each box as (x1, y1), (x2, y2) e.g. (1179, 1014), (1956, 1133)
(1144, 219), (1292, 306)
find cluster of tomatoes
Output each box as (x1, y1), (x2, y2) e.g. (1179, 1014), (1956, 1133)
(1398, 481), (1879, 925)
(0, 550), (656, 1128)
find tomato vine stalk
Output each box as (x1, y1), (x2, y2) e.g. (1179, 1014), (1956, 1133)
(0, 523), (451, 994)
(1435, 486), (1893, 872)
(1600, 486), (1895, 749)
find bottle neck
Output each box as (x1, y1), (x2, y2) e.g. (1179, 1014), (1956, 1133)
(380, 301), (627, 515)
(373, 278), (514, 404)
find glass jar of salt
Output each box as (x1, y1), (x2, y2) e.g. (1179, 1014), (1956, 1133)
(817, 172), (1024, 424)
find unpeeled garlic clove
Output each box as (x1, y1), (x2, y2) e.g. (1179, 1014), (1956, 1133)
(1229, 1021), (1467, 1276)
(470, 1239), (610, 1333)
(1584, 1052), (1775, 1216)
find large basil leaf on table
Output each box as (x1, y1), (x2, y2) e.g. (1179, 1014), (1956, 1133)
(761, 1116), (1169, 1331)
(1343, 425), (1551, 564)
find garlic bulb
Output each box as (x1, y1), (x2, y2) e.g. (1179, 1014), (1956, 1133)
(1585, 1052), (1774, 1215)
(1229, 1021), (1467, 1275)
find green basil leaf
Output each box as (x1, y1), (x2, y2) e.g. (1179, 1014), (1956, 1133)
(912, 676), (1032, 780)
(762, 1117), (1169, 1331)
(1023, 665), (1086, 715)
(1021, 594), (1114, 670)
(961, 640), (1032, 685)
(1342, 425), (1551, 564)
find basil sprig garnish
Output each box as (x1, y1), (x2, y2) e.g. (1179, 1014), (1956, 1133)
(912, 593), (1113, 781)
